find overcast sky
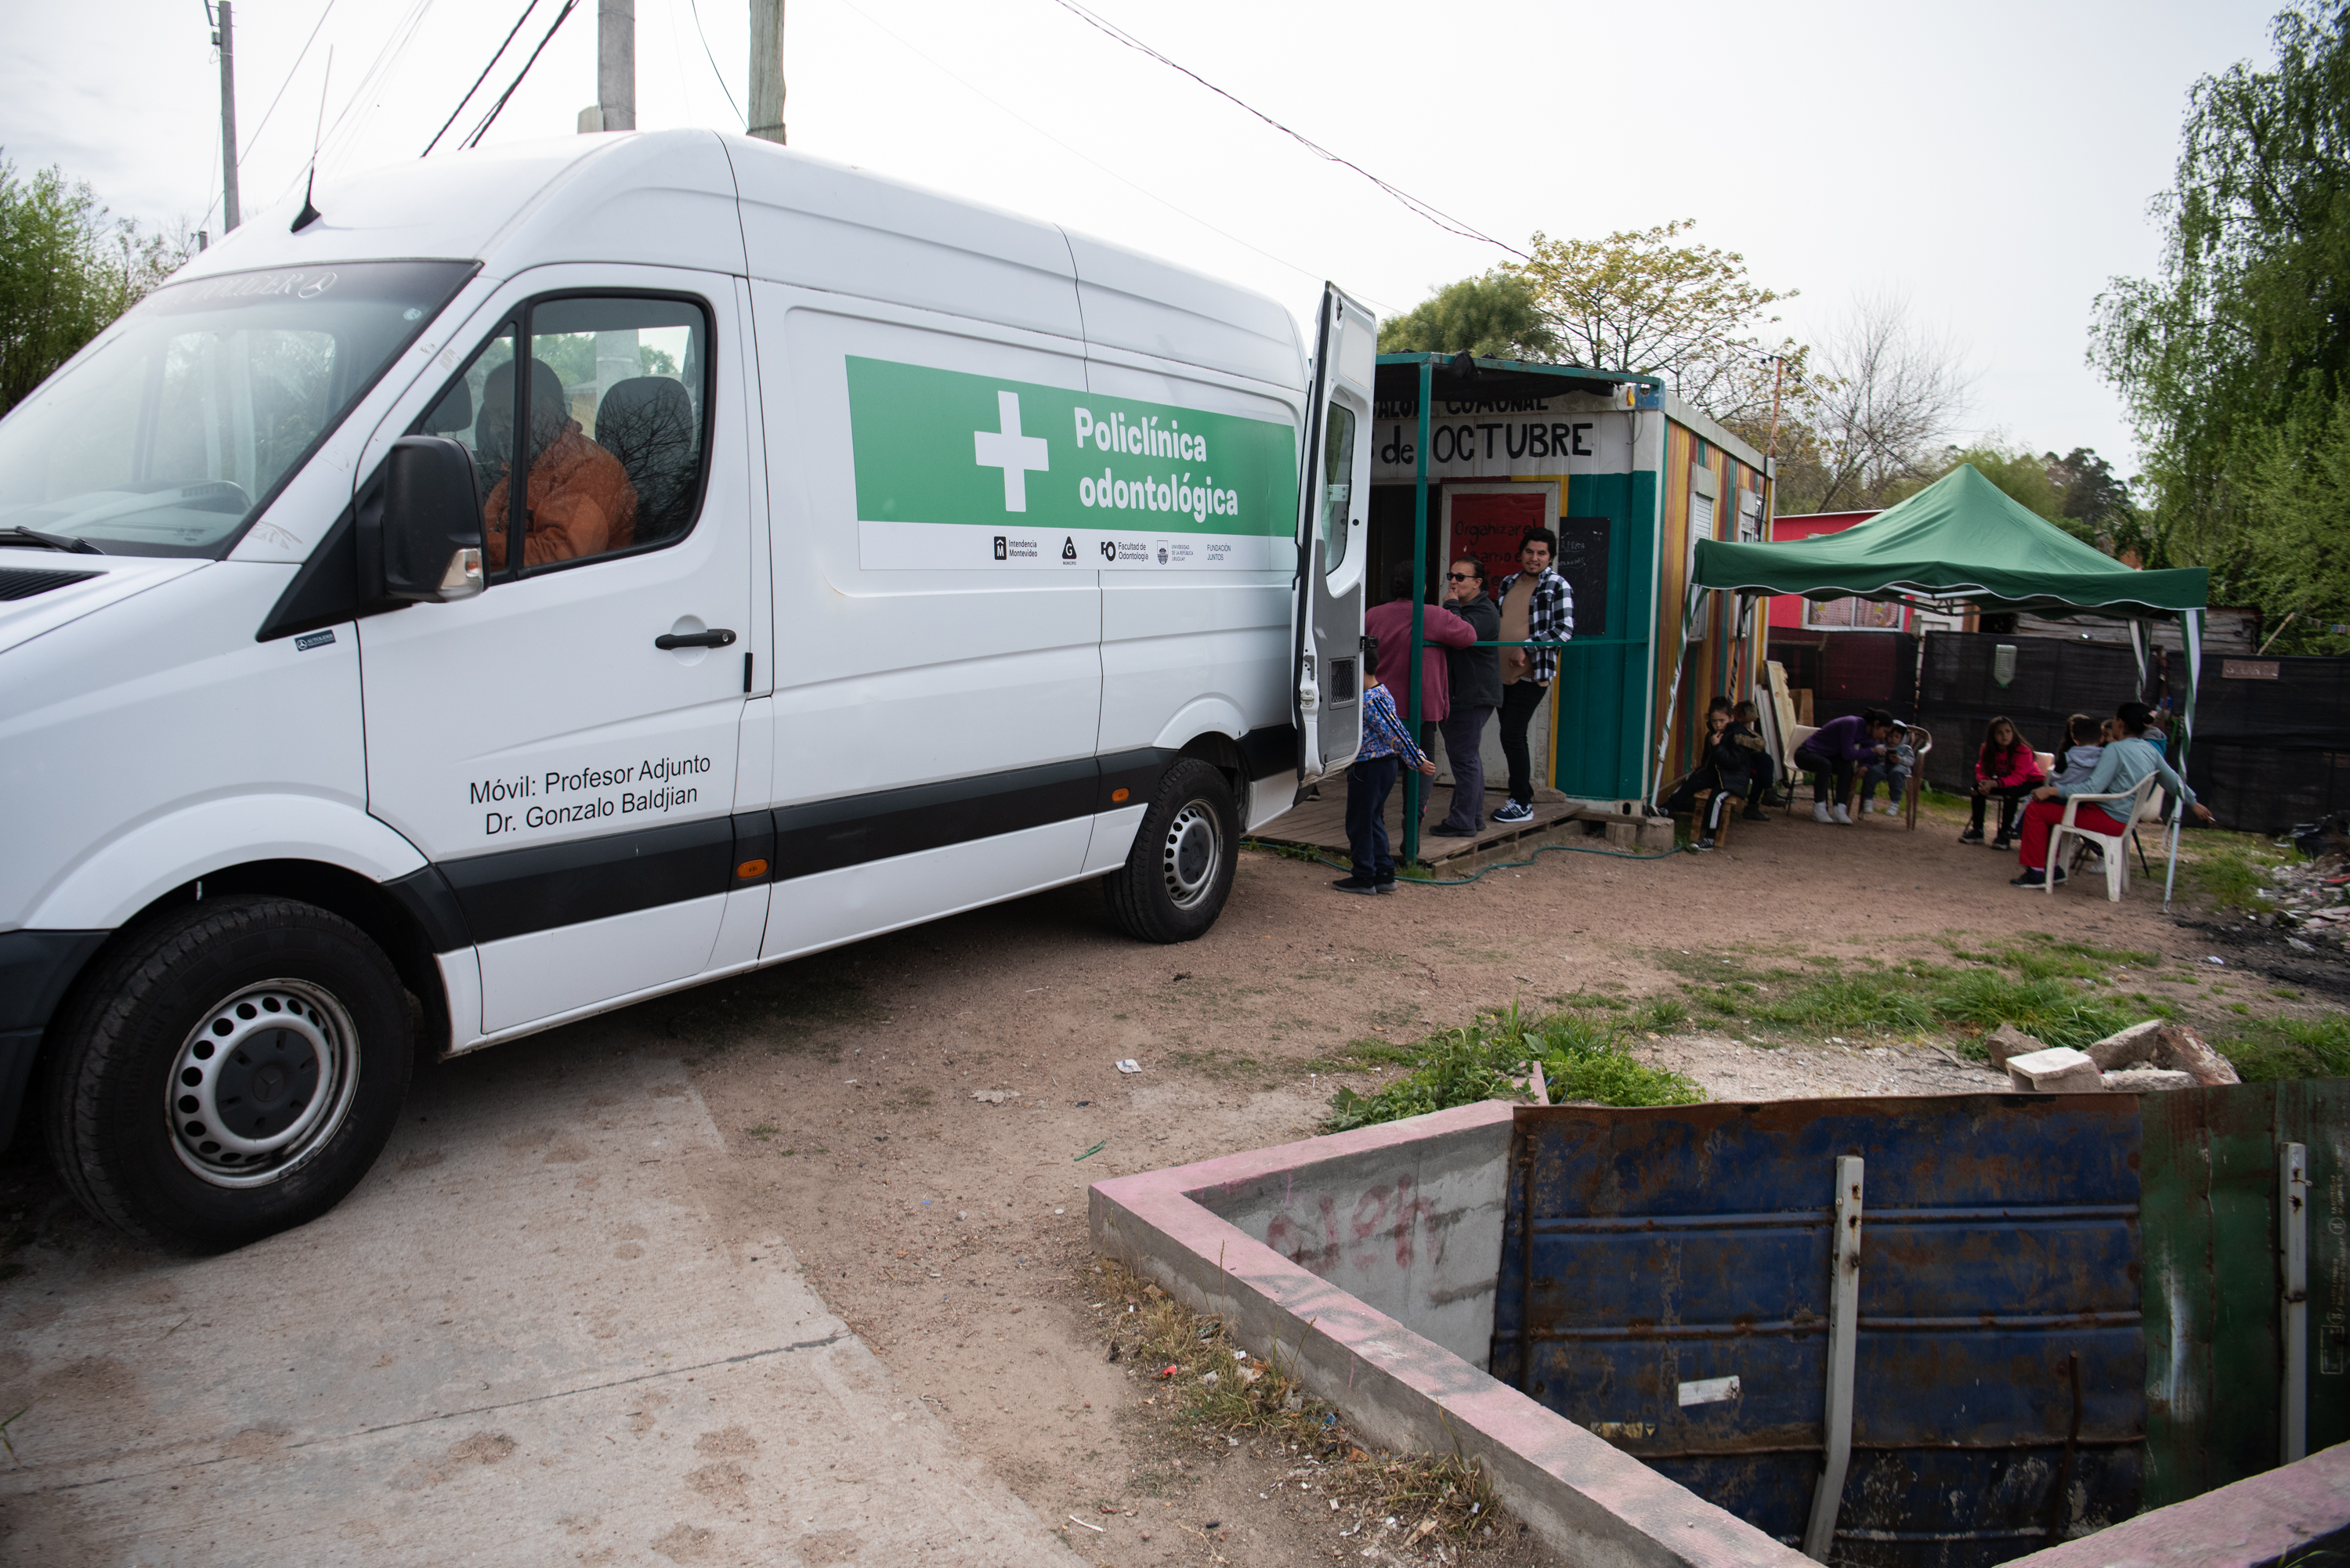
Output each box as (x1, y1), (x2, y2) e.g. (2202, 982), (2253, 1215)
(3, 0), (2284, 470)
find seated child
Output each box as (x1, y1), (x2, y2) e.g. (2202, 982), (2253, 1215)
(1961, 716), (2045, 848)
(1730, 701), (1777, 818)
(1859, 723), (1917, 815)
(1665, 699), (1764, 850)
(2048, 714), (2104, 792)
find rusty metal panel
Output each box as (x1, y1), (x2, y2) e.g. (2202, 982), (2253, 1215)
(2142, 1080), (2350, 1505)
(2303, 1080), (2350, 1456)
(1491, 1096), (2144, 1566)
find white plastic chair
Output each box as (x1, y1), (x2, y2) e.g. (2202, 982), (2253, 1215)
(2044, 774), (2160, 901)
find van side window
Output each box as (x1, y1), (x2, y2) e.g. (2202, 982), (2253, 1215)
(411, 294), (710, 580)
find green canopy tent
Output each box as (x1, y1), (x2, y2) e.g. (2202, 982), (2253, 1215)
(1682, 464), (2211, 902)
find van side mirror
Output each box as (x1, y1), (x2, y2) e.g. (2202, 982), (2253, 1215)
(378, 435), (484, 602)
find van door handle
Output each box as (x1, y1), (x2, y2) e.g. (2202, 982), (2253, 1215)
(655, 628), (736, 650)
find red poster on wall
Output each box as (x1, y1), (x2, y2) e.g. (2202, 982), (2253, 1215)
(1447, 490), (1547, 599)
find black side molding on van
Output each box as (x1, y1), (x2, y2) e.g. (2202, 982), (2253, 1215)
(0, 929), (111, 1153)
(418, 735), (1296, 948)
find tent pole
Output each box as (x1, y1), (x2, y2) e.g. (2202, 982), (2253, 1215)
(1402, 357), (1432, 868)
(2163, 608), (2204, 910)
(1650, 584), (1704, 810)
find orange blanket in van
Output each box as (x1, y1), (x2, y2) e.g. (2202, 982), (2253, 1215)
(483, 421), (638, 569)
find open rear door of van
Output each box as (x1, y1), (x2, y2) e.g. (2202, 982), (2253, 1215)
(1292, 285), (1375, 792)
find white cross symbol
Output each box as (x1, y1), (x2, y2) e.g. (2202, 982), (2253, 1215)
(972, 390), (1049, 511)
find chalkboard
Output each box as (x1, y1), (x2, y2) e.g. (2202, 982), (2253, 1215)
(1552, 515), (1610, 639)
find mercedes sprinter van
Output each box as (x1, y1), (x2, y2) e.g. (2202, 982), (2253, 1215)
(0, 130), (1372, 1250)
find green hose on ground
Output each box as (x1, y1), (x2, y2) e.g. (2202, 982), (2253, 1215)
(1244, 835), (1682, 887)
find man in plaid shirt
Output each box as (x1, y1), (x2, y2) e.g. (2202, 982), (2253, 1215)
(1491, 529), (1573, 823)
(1335, 637), (1437, 894)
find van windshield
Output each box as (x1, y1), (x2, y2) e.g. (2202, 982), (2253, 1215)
(0, 260), (474, 557)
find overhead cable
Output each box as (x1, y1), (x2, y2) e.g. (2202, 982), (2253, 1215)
(1045, 0), (1525, 259)
(424, 0), (540, 156)
(683, 0), (746, 128)
(462, 0), (580, 150)
(236, 0), (343, 169)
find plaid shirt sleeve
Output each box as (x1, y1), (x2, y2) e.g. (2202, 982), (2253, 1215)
(1357, 683), (1429, 768)
(1528, 571), (1573, 683)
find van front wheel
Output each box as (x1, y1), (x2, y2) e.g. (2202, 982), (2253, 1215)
(45, 897), (414, 1254)
(1104, 760), (1240, 943)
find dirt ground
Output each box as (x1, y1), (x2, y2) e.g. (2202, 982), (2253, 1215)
(4, 798), (2340, 1566)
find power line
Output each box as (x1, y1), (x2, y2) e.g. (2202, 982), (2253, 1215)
(1045, 0), (1524, 259)
(423, 0), (540, 155)
(682, 0), (744, 128)
(312, 0), (439, 179)
(462, 0), (580, 150)
(833, 0), (1390, 312)
(234, 0), (342, 169)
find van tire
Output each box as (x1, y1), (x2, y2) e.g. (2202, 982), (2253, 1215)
(43, 896), (414, 1255)
(1104, 760), (1240, 944)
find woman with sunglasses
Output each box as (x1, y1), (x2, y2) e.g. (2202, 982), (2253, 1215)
(1430, 558), (1503, 836)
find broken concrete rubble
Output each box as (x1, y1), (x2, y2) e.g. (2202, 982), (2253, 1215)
(2084, 1019), (2240, 1086)
(1983, 1022), (2048, 1069)
(2006, 1046), (2106, 1093)
(2102, 1067), (2197, 1092)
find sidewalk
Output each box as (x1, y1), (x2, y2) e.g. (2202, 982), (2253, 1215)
(0, 1047), (1086, 1568)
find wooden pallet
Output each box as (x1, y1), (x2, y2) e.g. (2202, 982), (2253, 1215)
(1249, 778), (1582, 866)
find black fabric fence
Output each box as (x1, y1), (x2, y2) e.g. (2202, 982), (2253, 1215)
(1915, 632), (2350, 834)
(1766, 632), (1921, 727)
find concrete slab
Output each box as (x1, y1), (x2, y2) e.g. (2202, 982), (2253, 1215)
(1090, 1100), (1810, 1568)
(0, 1046), (1086, 1568)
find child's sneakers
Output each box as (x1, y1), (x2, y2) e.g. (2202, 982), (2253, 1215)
(1695, 835), (1717, 851)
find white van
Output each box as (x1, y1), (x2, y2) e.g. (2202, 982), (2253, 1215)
(0, 131), (1373, 1252)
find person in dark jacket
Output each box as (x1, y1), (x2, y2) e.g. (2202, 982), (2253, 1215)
(1793, 710), (1896, 824)
(1665, 699), (1766, 849)
(1430, 558), (1502, 837)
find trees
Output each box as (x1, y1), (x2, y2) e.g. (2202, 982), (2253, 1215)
(1376, 272), (1559, 360)
(2094, 3), (2350, 651)
(1506, 220), (1803, 428)
(1767, 292), (1975, 515)
(0, 156), (190, 417)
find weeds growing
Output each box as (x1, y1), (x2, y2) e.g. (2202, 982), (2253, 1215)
(1083, 1259), (1506, 1547)
(1321, 1000), (1702, 1132)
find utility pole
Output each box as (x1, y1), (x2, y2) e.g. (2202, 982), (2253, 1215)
(212, 2), (241, 231)
(579, 0), (635, 132)
(749, 0), (786, 143)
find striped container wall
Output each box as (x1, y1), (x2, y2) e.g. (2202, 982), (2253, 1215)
(1650, 421), (1770, 793)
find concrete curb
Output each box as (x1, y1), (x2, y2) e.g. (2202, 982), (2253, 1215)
(1998, 1439), (2350, 1566)
(1087, 1102), (1810, 1568)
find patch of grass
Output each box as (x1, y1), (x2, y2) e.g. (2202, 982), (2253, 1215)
(1321, 1003), (1702, 1131)
(745, 1124), (778, 1141)
(1163, 1047), (1267, 1082)
(1304, 1039), (1421, 1071)
(1750, 974), (1941, 1035)
(2217, 1014), (2350, 1082)
(1928, 971), (2138, 1054)
(2193, 838), (2288, 913)
(1083, 1260), (1504, 1544)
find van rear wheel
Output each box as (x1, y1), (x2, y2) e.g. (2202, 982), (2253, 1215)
(1104, 759), (1240, 943)
(44, 896), (414, 1254)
